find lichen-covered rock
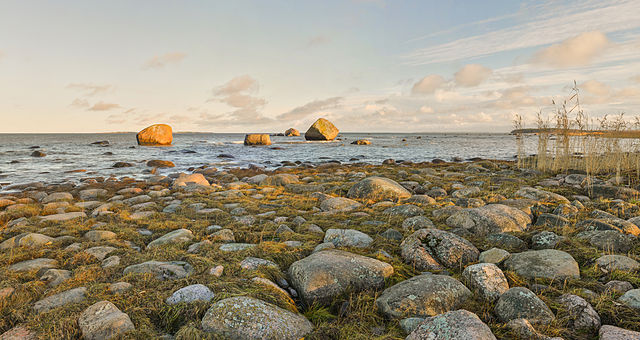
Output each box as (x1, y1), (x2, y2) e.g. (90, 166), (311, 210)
(479, 248), (510, 264)
(384, 204), (424, 217)
(260, 174), (300, 186)
(201, 296), (313, 339)
(576, 230), (634, 253)
(319, 197), (362, 212)
(147, 229), (193, 248)
(288, 249), (393, 304)
(599, 325), (640, 339)
(462, 263), (509, 302)
(376, 274), (471, 319)
(400, 228), (479, 271)
(123, 260), (193, 280)
(166, 284), (215, 305)
(557, 294), (600, 331)
(79, 301), (135, 340)
(402, 216), (435, 232)
(406, 309), (496, 340)
(347, 177), (412, 203)
(9, 258), (58, 272)
(515, 187), (569, 204)
(324, 229), (373, 248)
(304, 118), (339, 141)
(446, 204), (530, 235)
(34, 287), (86, 313)
(596, 255), (640, 273)
(239, 257), (279, 270)
(0, 233), (54, 250)
(136, 124), (172, 146)
(503, 249), (580, 280)
(495, 287), (554, 323)
(531, 231), (564, 250)
(618, 289), (640, 309)
(590, 185), (640, 200)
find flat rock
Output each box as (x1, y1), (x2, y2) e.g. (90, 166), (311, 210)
(201, 296), (313, 339)
(40, 211), (86, 222)
(0, 233), (54, 249)
(376, 274), (471, 319)
(446, 204), (530, 235)
(147, 228), (193, 248)
(319, 197), (362, 212)
(123, 260), (193, 280)
(9, 258), (58, 272)
(599, 325), (640, 339)
(503, 249), (579, 280)
(596, 255), (640, 273)
(347, 176), (412, 203)
(34, 287), (86, 313)
(288, 249), (393, 305)
(515, 187), (569, 204)
(324, 229), (373, 248)
(406, 309), (496, 340)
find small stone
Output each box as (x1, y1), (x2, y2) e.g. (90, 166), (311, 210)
(166, 284), (215, 305)
(209, 265), (224, 277)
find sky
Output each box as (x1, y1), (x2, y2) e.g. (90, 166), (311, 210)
(0, 0), (639, 133)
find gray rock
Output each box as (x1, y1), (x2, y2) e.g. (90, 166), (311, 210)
(534, 214), (570, 228)
(109, 282), (132, 294)
(558, 294), (600, 331)
(406, 309), (496, 340)
(485, 233), (525, 251)
(324, 229), (373, 248)
(503, 249), (580, 280)
(34, 287), (86, 313)
(399, 317), (426, 334)
(240, 257), (279, 270)
(201, 296), (313, 339)
(288, 249), (393, 304)
(596, 255), (640, 273)
(147, 229), (193, 248)
(347, 176), (412, 203)
(506, 318), (559, 340)
(590, 185), (640, 200)
(376, 274), (471, 319)
(84, 230), (116, 242)
(79, 301), (135, 340)
(0, 233), (54, 250)
(9, 258), (58, 272)
(319, 197), (362, 212)
(219, 243), (256, 252)
(384, 204), (423, 217)
(84, 246), (117, 261)
(531, 231), (565, 250)
(515, 187), (569, 204)
(446, 204), (530, 235)
(40, 211), (86, 222)
(479, 247), (510, 264)
(400, 228), (478, 271)
(402, 216), (435, 232)
(42, 192), (73, 203)
(462, 263), (509, 302)
(40, 269), (71, 287)
(576, 230), (635, 253)
(381, 228), (403, 241)
(604, 280), (634, 294)
(619, 289), (640, 309)
(495, 287), (554, 323)
(599, 325), (640, 339)
(123, 260), (193, 280)
(166, 284), (215, 305)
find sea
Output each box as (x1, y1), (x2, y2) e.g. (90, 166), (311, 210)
(0, 133), (537, 188)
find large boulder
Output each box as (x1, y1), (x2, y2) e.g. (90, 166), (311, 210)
(557, 294), (600, 332)
(495, 287), (554, 323)
(136, 124), (172, 146)
(284, 128), (300, 137)
(347, 177), (412, 203)
(201, 296), (313, 339)
(79, 301), (135, 340)
(288, 249), (393, 305)
(376, 274), (471, 319)
(304, 118), (339, 141)
(244, 134), (272, 146)
(503, 249), (580, 280)
(406, 310), (497, 340)
(400, 228), (479, 271)
(446, 204), (530, 235)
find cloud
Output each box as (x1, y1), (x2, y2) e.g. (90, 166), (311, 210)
(632, 75), (640, 83)
(67, 83), (113, 96)
(533, 31), (610, 67)
(307, 35), (330, 47)
(581, 80), (610, 96)
(204, 75), (270, 126)
(411, 75), (445, 94)
(215, 75), (259, 96)
(88, 101), (120, 111)
(143, 52), (187, 69)
(454, 64), (492, 87)
(403, 0), (639, 65)
(70, 98), (89, 108)
(419, 105), (434, 114)
(277, 97), (343, 121)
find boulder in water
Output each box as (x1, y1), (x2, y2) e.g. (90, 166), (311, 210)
(304, 118), (339, 141)
(136, 124), (172, 146)
(284, 128), (300, 136)
(244, 134), (272, 146)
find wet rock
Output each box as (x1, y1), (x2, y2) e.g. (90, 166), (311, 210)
(503, 249), (580, 280)
(112, 162), (133, 168)
(123, 260), (193, 280)
(304, 118), (339, 141)
(462, 263), (509, 302)
(79, 301), (135, 340)
(347, 176), (412, 203)
(166, 284), (215, 305)
(147, 229), (193, 248)
(495, 287), (554, 323)
(557, 294), (600, 331)
(446, 204), (530, 236)
(376, 274), (471, 319)
(146, 160), (175, 168)
(284, 128), (300, 137)
(288, 249), (393, 304)
(31, 150), (46, 157)
(137, 124), (172, 146)
(406, 309), (496, 340)
(400, 228), (478, 271)
(324, 229), (373, 248)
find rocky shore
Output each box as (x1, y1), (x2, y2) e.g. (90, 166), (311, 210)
(1, 159), (640, 339)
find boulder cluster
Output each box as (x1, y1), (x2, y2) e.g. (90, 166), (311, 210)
(1, 159), (640, 339)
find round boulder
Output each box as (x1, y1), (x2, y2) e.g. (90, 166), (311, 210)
(495, 287), (554, 323)
(406, 310), (497, 340)
(401, 228), (479, 271)
(284, 128), (300, 137)
(347, 176), (412, 203)
(503, 249), (580, 280)
(446, 204), (530, 235)
(304, 118), (339, 141)
(136, 124), (172, 146)
(244, 134), (272, 146)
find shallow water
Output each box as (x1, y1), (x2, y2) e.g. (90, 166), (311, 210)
(0, 132), (537, 187)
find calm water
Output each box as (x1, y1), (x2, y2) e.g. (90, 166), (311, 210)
(0, 133), (536, 187)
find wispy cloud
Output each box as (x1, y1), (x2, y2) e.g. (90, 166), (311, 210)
(403, 0), (640, 65)
(532, 31), (610, 67)
(454, 64), (492, 87)
(67, 83), (113, 96)
(307, 35), (330, 47)
(143, 52), (187, 69)
(202, 75), (271, 126)
(411, 75), (446, 94)
(276, 97), (343, 121)
(88, 101), (120, 111)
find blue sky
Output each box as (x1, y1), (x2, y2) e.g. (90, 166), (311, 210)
(0, 0), (639, 132)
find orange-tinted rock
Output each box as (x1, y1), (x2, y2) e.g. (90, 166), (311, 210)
(304, 118), (339, 141)
(244, 134), (272, 146)
(136, 124), (173, 146)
